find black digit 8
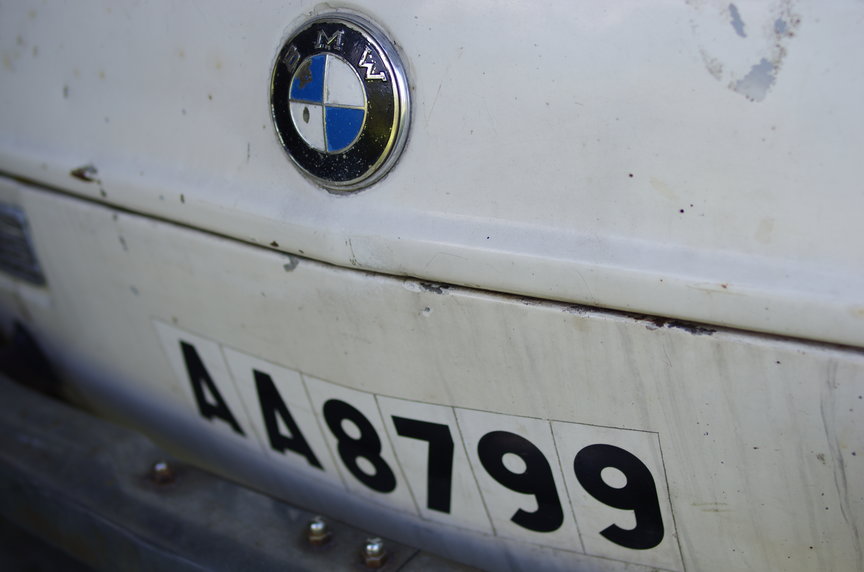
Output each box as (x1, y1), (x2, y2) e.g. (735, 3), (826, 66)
(322, 399), (396, 493)
(477, 431), (564, 533)
(573, 444), (664, 549)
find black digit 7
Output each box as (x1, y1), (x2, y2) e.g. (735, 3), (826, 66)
(323, 399), (396, 493)
(478, 431), (564, 533)
(392, 417), (454, 513)
(573, 444), (664, 550)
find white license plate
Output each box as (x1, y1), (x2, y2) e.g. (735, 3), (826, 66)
(155, 321), (683, 570)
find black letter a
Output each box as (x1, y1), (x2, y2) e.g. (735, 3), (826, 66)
(180, 341), (245, 436)
(255, 370), (322, 469)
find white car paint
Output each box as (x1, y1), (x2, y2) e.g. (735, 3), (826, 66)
(0, 2), (862, 571)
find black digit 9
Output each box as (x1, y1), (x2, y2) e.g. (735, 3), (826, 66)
(478, 431), (564, 533)
(323, 399), (396, 493)
(573, 444), (664, 549)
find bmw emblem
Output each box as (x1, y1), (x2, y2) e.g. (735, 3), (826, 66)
(271, 14), (411, 191)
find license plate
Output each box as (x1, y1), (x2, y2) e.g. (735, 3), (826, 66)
(155, 321), (683, 571)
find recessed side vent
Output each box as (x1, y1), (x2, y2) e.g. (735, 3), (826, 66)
(0, 204), (45, 285)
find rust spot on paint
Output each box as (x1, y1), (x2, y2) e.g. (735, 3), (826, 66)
(419, 282), (450, 295)
(643, 316), (715, 336)
(69, 164), (99, 183)
(563, 304), (590, 315)
(667, 320), (715, 336)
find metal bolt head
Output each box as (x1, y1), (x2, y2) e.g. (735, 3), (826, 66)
(306, 516), (331, 546)
(150, 460), (175, 484)
(363, 537), (386, 568)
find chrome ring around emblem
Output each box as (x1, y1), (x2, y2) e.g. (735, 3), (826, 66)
(270, 13), (411, 192)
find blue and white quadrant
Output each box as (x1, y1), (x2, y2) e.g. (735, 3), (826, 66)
(289, 53), (367, 153)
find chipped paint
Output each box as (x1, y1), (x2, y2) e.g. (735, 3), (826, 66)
(729, 4), (747, 38)
(69, 164), (99, 183)
(419, 282), (450, 295)
(688, 0), (801, 101)
(641, 315), (716, 335)
(734, 58), (776, 102)
(282, 255), (299, 272)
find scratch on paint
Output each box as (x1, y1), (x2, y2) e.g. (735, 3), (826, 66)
(820, 362), (863, 570)
(692, 502), (732, 512)
(426, 82), (444, 127)
(425, 46), (463, 126)
(422, 251), (469, 271)
(573, 269), (596, 305)
(346, 238), (358, 266)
